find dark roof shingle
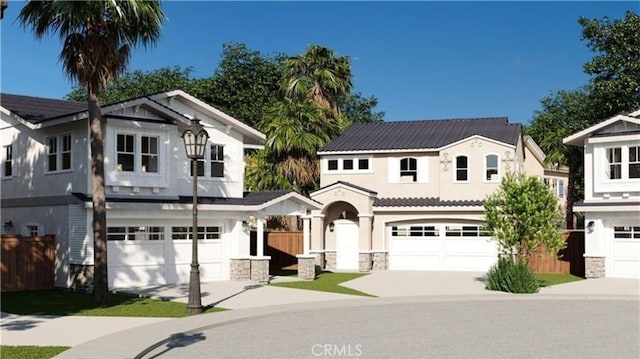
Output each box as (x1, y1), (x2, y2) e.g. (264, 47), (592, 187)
(1, 93), (87, 123)
(72, 190), (296, 206)
(319, 117), (521, 152)
(374, 197), (484, 208)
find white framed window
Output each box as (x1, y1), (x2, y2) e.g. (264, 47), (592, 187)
(327, 159), (338, 171)
(211, 144), (224, 178)
(3, 144), (12, 177)
(117, 133), (160, 174)
(324, 157), (371, 173)
(107, 226), (164, 241)
(455, 155), (469, 182)
(46, 134), (72, 172)
(606, 147), (622, 179)
(400, 157), (417, 182)
(614, 226), (640, 239)
(171, 226), (221, 240)
(629, 146), (640, 179)
(485, 154), (499, 182)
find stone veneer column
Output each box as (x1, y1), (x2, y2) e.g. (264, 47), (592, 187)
(250, 256), (271, 284)
(372, 252), (388, 271)
(310, 250), (325, 272)
(230, 258), (251, 281)
(324, 251), (337, 271)
(359, 252), (372, 272)
(584, 256), (605, 278)
(297, 255), (316, 280)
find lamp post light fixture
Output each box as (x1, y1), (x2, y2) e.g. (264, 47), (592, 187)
(182, 117), (209, 314)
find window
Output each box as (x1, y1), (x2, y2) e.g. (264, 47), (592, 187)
(211, 144), (224, 177)
(171, 226), (221, 240)
(141, 136), (158, 173)
(117, 134), (135, 172)
(107, 226), (164, 241)
(614, 226), (640, 239)
(557, 179), (565, 198)
(629, 146), (640, 179)
(485, 154), (499, 181)
(27, 225), (38, 237)
(400, 158), (417, 182)
(358, 159), (369, 170)
(328, 160), (338, 171)
(455, 155), (468, 181)
(3, 145), (12, 177)
(607, 147), (622, 179)
(343, 159), (354, 170)
(445, 225), (490, 238)
(46, 134), (72, 172)
(391, 225), (438, 237)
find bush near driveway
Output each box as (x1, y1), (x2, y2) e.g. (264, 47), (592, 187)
(486, 258), (540, 293)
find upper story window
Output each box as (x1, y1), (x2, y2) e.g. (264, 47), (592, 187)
(191, 144), (225, 178)
(629, 146), (640, 179)
(3, 145), (12, 177)
(400, 158), (417, 182)
(325, 157), (371, 173)
(485, 154), (499, 181)
(117, 134), (159, 173)
(47, 134), (72, 172)
(455, 155), (468, 182)
(607, 147), (622, 179)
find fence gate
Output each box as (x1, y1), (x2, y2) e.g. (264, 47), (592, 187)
(1, 236), (55, 292)
(250, 231), (303, 271)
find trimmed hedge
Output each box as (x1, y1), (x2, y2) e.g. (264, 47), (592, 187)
(486, 258), (540, 293)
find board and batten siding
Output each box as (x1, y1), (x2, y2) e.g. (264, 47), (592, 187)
(68, 204), (92, 264)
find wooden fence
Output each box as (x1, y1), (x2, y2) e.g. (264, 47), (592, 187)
(250, 231), (303, 271)
(1, 235), (55, 292)
(528, 231), (585, 277)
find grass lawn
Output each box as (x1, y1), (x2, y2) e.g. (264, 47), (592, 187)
(0, 289), (226, 317)
(535, 273), (584, 287)
(270, 271), (376, 297)
(0, 345), (70, 359)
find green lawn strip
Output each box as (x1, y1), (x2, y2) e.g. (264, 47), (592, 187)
(0, 289), (227, 317)
(534, 273), (584, 287)
(0, 345), (70, 359)
(270, 271), (376, 297)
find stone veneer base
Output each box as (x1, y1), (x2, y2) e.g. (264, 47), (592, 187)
(297, 255), (316, 280)
(324, 251), (337, 271)
(372, 252), (388, 271)
(250, 257), (271, 284)
(359, 252), (372, 272)
(584, 256), (605, 278)
(230, 258), (251, 281)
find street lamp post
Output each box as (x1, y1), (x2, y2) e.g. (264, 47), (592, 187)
(182, 117), (209, 314)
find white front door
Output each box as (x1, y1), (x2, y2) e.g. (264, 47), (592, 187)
(335, 220), (359, 270)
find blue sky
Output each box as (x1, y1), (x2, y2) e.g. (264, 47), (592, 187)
(0, 1), (636, 125)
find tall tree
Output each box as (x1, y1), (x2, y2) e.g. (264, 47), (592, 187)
(19, 0), (165, 306)
(527, 11), (640, 228)
(283, 45), (352, 119)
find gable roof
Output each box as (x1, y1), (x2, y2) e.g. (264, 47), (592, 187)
(0, 93), (87, 123)
(563, 111), (640, 146)
(318, 117), (521, 153)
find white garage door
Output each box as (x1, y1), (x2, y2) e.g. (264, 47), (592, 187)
(611, 226), (640, 278)
(389, 224), (498, 271)
(107, 225), (224, 288)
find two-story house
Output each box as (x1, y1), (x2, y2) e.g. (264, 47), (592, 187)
(309, 117), (568, 273)
(1, 90), (320, 289)
(564, 110), (640, 279)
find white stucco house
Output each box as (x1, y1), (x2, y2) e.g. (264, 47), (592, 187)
(308, 117), (568, 273)
(0, 90), (320, 289)
(564, 109), (640, 279)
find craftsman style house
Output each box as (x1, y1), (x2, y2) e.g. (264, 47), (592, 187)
(309, 117), (569, 273)
(564, 110), (640, 279)
(1, 90), (320, 289)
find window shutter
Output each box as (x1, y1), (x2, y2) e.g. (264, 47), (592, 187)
(417, 157), (429, 183)
(388, 157), (399, 183)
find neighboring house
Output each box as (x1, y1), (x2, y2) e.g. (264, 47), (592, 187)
(1, 90), (320, 289)
(564, 110), (640, 279)
(308, 117), (568, 273)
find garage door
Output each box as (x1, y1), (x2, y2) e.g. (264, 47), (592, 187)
(611, 226), (640, 278)
(389, 224), (498, 271)
(107, 225), (224, 288)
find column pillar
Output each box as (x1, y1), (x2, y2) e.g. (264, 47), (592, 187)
(310, 212), (326, 270)
(256, 216), (264, 257)
(358, 213), (373, 272)
(302, 215), (311, 255)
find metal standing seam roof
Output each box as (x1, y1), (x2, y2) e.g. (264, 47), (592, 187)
(374, 197), (484, 207)
(0, 93), (88, 123)
(319, 117), (521, 152)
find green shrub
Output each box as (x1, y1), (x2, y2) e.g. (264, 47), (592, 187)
(486, 258), (540, 293)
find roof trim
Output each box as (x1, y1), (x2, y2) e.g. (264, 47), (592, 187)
(438, 134), (516, 151)
(563, 113), (640, 146)
(311, 181), (378, 198)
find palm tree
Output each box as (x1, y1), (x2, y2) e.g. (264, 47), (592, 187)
(283, 45), (352, 120)
(19, 0), (164, 306)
